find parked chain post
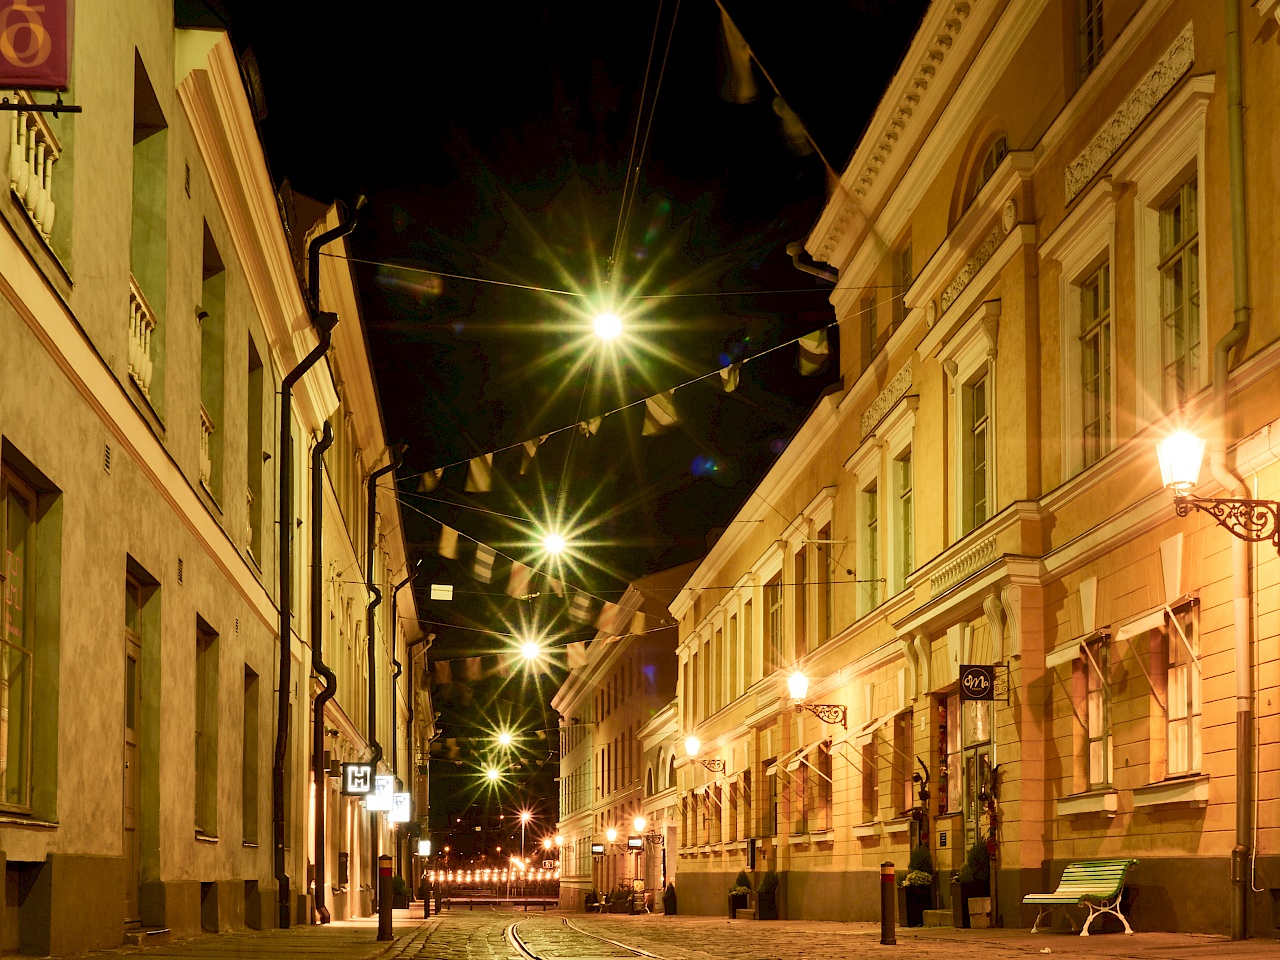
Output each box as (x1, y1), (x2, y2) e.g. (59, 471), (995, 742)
(378, 854), (394, 941)
(880, 861), (897, 945)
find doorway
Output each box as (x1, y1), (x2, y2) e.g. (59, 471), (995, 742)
(124, 577), (144, 924)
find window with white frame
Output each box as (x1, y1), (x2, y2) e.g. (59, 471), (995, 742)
(1, 468), (37, 811)
(894, 452), (913, 591)
(1151, 603), (1201, 778)
(963, 374), (991, 531)
(861, 484), (880, 613)
(893, 240), (913, 329)
(794, 548), (808, 658)
(971, 134), (1008, 200)
(817, 523), (834, 643)
(765, 574), (783, 674)
(1077, 638), (1110, 789)
(861, 736), (878, 822)
(1080, 262), (1113, 468)
(861, 293), (878, 371)
(728, 613), (739, 702)
(1159, 177), (1200, 410)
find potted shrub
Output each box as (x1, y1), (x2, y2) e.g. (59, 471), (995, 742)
(950, 839), (991, 928)
(755, 870), (779, 920)
(900, 846), (934, 927)
(729, 869), (751, 917)
(391, 875), (410, 909)
(662, 880), (677, 915)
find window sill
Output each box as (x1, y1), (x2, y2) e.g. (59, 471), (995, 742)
(884, 817), (912, 835)
(1055, 789), (1118, 818)
(849, 822), (883, 839)
(1132, 774), (1208, 809)
(242, 841), (259, 848)
(0, 814), (57, 829)
(195, 832), (220, 843)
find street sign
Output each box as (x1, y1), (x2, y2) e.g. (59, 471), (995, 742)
(590, 842), (604, 855)
(959, 664), (994, 701)
(341, 762), (374, 796)
(389, 791), (411, 823)
(366, 774), (396, 811)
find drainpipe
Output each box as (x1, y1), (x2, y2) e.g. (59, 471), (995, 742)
(389, 565), (418, 884)
(1220, 0), (1252, 940)
(403, 629), (434, 896)
(366, 446), (405, 904)
(310, 421), (336, 924)
(785, 241), (839, 284)
(274, 196), (363, 930)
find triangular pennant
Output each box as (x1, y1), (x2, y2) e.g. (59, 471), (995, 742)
(507, 561), (532, 598)
(569, 589), (594, 623)
(473, 544), (496, 583)
(719, 363), (741, 393)
(797, 328), (830, 376)
(567, 641), (589, 669)
(718, 5), (757, 104)
(520, 434), (550, 475)
(417, 468), (444, 493)
(643, 390), (679, 436)
(438, 524), (459, 559)
(596, 601), (625, 636)
(465, 454), (493, 492)
(578, 416), (602, 437)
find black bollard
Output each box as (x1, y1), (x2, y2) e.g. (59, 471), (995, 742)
(880, 861), (897, 945)
(378, 855), (394, 941)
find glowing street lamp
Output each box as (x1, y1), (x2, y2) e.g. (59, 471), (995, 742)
(684, 735), (724, 773)
(787, 670), (848, 728)
(593, 311), (623, 340)
(1156, 429), (1280, 551)
(542, 531), (567, 555)
(605, 827), (618, 844)
(519, 639), (542, 662)
(520, 810), (532, 861)
(633, 816), (646, 833)
(485, 766), (502, 783)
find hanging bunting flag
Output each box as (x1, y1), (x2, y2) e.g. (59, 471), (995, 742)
(596, 601), (625, 635)
(569, 590), (594, 623)
(430, 583), (454, 601)
(465, 453), (493, 492)
(507, 561), (532, 598)
(718, 4), (757, 104)
(643, 390), (679, 436)
(719, 363), (741, 393)
(773, 96), (815, 157)
(462, 657), (483, 681)
(567, 641), (589, 669)
(578, 416), (602, 437)
(520, 434), (550, 475)
(473, 544), (496, 583)
(432, 660), (452, 685)
(417, 468), (444, 493)
(797, 328), (830, 376)
(546, 576), (565, 598)
(438, 524), (460, 559)
(631, 611), (647, 637)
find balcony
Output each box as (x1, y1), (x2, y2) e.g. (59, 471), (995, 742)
(199, 404), (215, 490)
(7, 95), (59, 240)
(128, 275), (156, 398)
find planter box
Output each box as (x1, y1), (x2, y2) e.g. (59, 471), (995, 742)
(756, 891), (778, 920)
(950, 879), (989, 928)
(729, 892), (749, 916)
(903, 885), (933, 927)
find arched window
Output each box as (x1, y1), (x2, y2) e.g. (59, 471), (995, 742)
(646, 767), (654, 796)
(668, 755), (677, 789)
(971, 133), (1008, 200)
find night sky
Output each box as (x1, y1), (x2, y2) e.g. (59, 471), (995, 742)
(208, 0), (927, 850)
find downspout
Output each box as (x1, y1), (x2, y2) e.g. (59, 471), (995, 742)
(366, 447), (404, 904)
(403, 630), (435, 897)
(274, 195), (362, 930)
(1220, 0), (1252, 940)
(389, 567), (418, 885)
(785, 241), (839, 284)
(273, 313), (337, 930)
(310, 421), (335, 924)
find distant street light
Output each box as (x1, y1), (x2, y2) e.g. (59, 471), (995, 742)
(486, 766), (501, 782)
(593, 311), (623, 340)
(497, 731), (513, 748)
(542, 531), (567, 555)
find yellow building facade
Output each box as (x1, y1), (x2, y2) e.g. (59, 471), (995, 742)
(671, 0), (1280, 936)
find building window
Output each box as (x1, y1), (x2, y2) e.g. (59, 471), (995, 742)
(1079, 262), (1113, 468)
(963, 375), (991, 532)
(894, 711), (913, 815)
(861, 293), (878, 370)
(972, 134), (1008, 199)
(943, 695), (992, 847)
(861, 737), (878, 822)
(690, 651), (699, 723)
(1077, 0), (1104, 81)
(195, 619), (219, 836)
(817, 523), (834, 643)
(728, 614), (739, 702)
(861, 485), (880, 613)
(766, 764), (778, 836)
(1159, 177), (1200, 409)
(894, 453), (913, 592)
(198, 224), (226, 500)
(242, 667), (258, 844)
(893, 241), (913, 329)
(1, 470), (36, 811)
(793, 548), (808, 659)
(246, 337), (265, 559)
(765, 575), (783, 674)
(129, 52), (169, 410)
(1162, 605), (1201, 777)
(1079, 639), (1110, 789)
(743, 599), (753, 688)
(814, 742), (833, 832)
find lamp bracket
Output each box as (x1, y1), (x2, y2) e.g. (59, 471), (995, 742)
(644, 831), (665, 844)
(796, 702), (848, 729)
(1174, 495), (1280, 551)
(696, 758), (726, 773)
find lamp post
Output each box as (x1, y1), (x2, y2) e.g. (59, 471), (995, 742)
(683, 736), (725, 772)
(786, 671), (848, 728)
(1156, 429), (1280, 551)
(520, 810), (532, 863)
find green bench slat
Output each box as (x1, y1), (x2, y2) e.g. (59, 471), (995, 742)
(1023, 859), (1137, 906)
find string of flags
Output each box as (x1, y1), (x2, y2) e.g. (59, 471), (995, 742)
(410, 317), (834, 497)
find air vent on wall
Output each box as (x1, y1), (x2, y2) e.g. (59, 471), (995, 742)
(177, 557), (184, 583)
(104, 443), (111, 474)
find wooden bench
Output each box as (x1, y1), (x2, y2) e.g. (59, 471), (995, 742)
(1024, 859), (1138, 936)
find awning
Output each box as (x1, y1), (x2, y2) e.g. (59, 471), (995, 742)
(1044, 642), (1083, 669)
(1114, 609), (1165, 644)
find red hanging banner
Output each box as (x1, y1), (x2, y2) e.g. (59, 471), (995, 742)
(0, 1), (69, 90)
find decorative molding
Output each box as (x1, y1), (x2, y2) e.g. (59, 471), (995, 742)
(1000, 583), (1023, 657)
(1001, 198), (1018, 234)
(940, 228), (1002, 313)
(925, 300), (937, 327)
(930, 536), (998, 595)
(860, 359), (914, 439)
(1064, 23), (1195, 202)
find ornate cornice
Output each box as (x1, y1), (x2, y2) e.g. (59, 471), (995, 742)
(940, 226), (1002, 313)
(860, 359), (914, 440)
(930, 535), (998, 596)
(1065, 23), (1194, 202)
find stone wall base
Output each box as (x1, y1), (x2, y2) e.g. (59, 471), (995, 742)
(1, 853), (124, 956)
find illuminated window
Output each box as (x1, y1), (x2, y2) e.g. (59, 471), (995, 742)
(1159, 178), (1200, 409)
